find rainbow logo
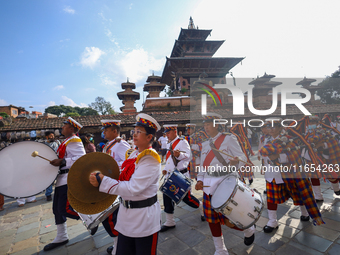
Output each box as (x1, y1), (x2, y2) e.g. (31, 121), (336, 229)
(197, 82), (223, 106)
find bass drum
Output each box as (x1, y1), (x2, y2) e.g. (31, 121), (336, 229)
(0, 141), (59, 198)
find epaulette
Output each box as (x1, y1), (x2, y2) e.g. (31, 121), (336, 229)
(125, 148), (135, 160)
(136, 149), (161, 164)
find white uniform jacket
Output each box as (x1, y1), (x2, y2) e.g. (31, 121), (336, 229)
(103, 137), (130, 169)
(164, 136), (191, 178)
(56, 135), (86, 187)
(263, 135), (288, 184)
(99, 149), (161, 238)
(197, 133), (246, 195)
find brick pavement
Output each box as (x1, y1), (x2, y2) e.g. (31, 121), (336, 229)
(1, 155), (340, 255)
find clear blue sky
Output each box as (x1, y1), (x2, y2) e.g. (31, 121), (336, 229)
(1, 0), (339, 113)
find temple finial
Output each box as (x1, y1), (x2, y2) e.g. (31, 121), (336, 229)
(188, 16), (196, 29)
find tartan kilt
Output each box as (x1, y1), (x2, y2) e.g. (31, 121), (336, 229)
(266, 180), (292, 205)
(203, 192), (227, 224)
(266, 179), (323, 222)
(238, 167), (254, 179)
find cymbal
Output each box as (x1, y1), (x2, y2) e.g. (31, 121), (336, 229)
(68, 152), (120, 203)
(68, 190), (118, 214)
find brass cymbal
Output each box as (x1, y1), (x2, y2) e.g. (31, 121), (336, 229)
(68, 190), (118, 214)
(68, 152), (119, 203)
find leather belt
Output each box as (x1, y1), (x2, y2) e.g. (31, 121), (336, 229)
(120, 195), (157, 209)
(58, 169), (69, 174)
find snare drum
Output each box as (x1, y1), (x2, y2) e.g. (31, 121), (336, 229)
(78, 197), (120, 230)
(211, 175), (264, 229)
(159, 169), (192, 204)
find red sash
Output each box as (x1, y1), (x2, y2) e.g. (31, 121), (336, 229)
(166, 139), (181, 161)
(57, 136), (73, 159)
(119, 147), (152, 181)
(203, 134), (226, 167)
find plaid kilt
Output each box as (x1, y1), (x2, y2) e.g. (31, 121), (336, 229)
(203, 192), (227, 224)
(266, 179), (323, 223)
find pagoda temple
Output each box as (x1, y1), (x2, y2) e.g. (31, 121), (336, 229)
(296, 77), (321, 103)
(117, 79), (140, 113)
(161, 17), (243, 92)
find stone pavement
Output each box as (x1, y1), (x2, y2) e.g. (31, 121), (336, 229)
(1, 155), (340, 255)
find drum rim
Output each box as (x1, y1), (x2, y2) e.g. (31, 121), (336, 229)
(0, 140), (58, 198)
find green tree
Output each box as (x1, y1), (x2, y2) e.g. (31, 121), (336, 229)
(89, 97), (116, 115)
(81, 107), (99, 116)
(65, 112), (80, 117)
(0, 112), (9, 118)
(45, 106), (64, 116)
(45, 105), (98, 116)
(317, 67), (340, 104)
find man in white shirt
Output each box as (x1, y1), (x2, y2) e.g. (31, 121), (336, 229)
(195, 113), (255, 254)
(160, 124), (204, 232)
(158, 133), (168, 163)
(94, 120), (131, 255)
(44, 117), (86, 251)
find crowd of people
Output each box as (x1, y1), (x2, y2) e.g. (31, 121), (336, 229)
(0, 113), (340, 255)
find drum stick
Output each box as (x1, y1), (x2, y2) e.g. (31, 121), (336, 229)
(160, 174), (165, 182)
(31, 151), (51, 162)
(211, 148), (250, 165)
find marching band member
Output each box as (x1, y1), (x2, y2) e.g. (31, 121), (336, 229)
(160, 124), (204, 232)
(260, 119), (324, 234)
(195, 113), (255, 255)
(44, 117), (86, 251)
(92, 120), (131, 255)
(304, 116), (340, 199)
(89, 113), (161, 255)
(189, 124), (210, 180)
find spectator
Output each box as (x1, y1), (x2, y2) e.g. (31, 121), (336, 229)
(127, 136), (134, 148)
(44, 131), (61, 201)
(81, 135), (96, 153)
(158, 133), (168, 163)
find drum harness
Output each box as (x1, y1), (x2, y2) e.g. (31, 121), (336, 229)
(208, 140), (234, 177)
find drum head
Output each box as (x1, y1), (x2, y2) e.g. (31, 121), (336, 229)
(211, 175), (237, 209)
(0, 141), (59, 198)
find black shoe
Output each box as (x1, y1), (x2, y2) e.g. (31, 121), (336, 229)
(46, 195), (52, 201)
(107, 245), (113, 254)
(263, 225), (278, 233)
(244, 234), (255, 246)
(160, 225), (176, 232)
(335, 191), (340, 196)
(249, 179), (253, 185)
(90, 226), (98, 236)
(315, 199), (324, 203)
(300, 215), (310, 221)
(201, 215), (206, 222)
(43, 240), (69, 251)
